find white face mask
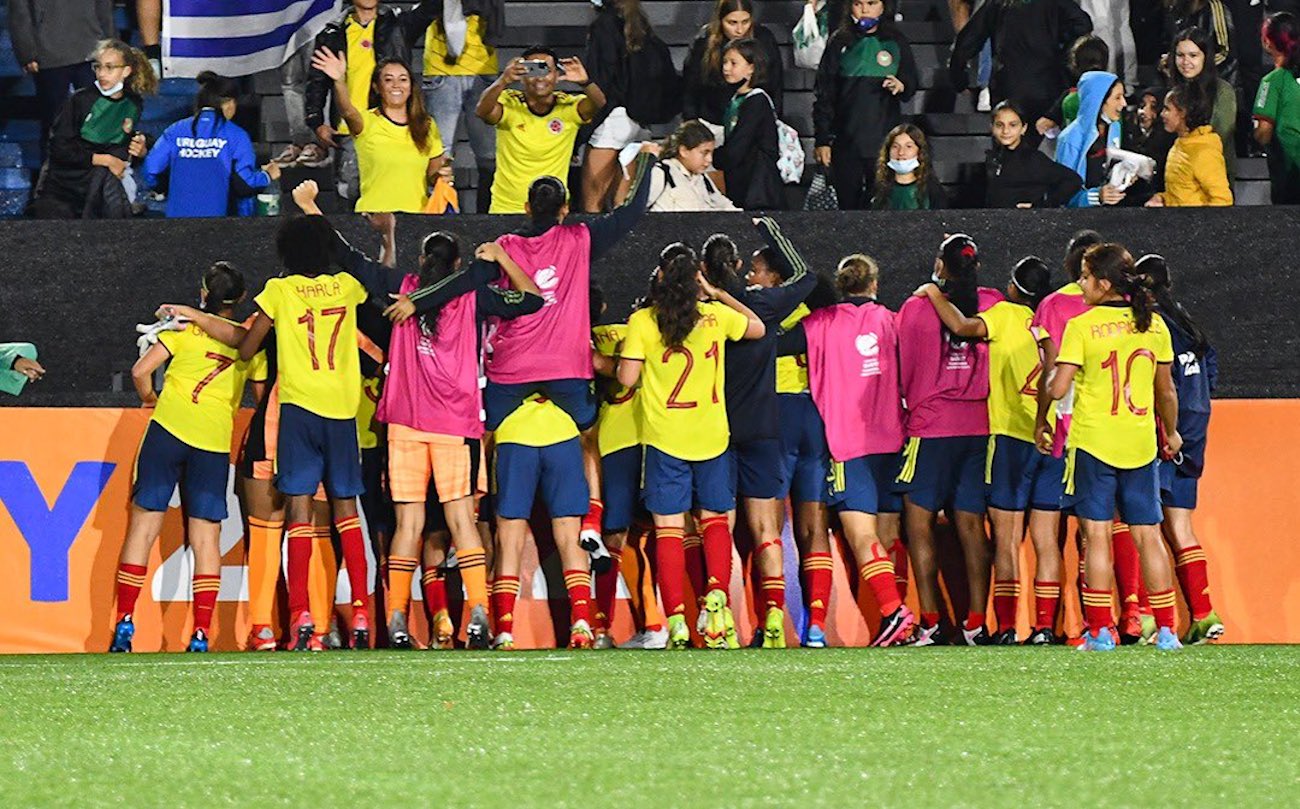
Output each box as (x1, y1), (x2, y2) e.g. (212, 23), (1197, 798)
(96, 79), (125, 96)
(888, 157), (919, 174)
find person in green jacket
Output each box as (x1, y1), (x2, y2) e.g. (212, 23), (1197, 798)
(1, 343), (45, 396)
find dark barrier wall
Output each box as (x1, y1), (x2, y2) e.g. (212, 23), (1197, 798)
(1, 207), (1295, 405)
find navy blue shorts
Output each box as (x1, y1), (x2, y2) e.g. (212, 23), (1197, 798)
(828, 453), (902, 515)
(133, 421), (229, 522)
(642, 446), (734, 515)
(601, 445), (644, 533)
(896, 435), (988, 514)
(494, 438), (588, 520)
(1065, 449), (1162, 525)
(987, 435), (1065, 512)
(1159, 459), (1199, 509)
(778, 393), (828, 503)
(275, 403), (364, 499)
(728, 437), (786, 500)
(484, 378), (598, 432)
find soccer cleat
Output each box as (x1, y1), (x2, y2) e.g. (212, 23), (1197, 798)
(761, 607), (787, 649)
(350, 608), (370, 650)
(324, 619), (345, 650)
(871, 605), (916, 648)
(290, 611), (315, 652)
(1141, 615), (1158, 645)
(388, 611), (413, 650)
(803, 623), (827, 649)
(666, 615), (691, 650)
(1155, 626), (1184, 651)
(961, 624), (991, 646)
(186, 629), (209, 653)
(1078, 627), (1117, 651)
(909, 623), (943, 647)
(248, 625), (277, 651)
(724, 606), (742, 649)
(1119, 612), (1144, 645)
(466, 605), (491, 650)
(747, 628), (764, 649)
(1023, 627), (1057, 645)
(1183, 611), (1225, 645)
(702, 589), (729, 649)
(491, 631), (516, 651)
(568, 619), (594, 649)
(109, 616), (135, 653)
(306, 635), (326, 652)
(431, 609), (455, 649)
(593, 632), (614, 650)
(991, 628), (1019, 645)
(579, 529), (613, 574)
(620, 627), (670, 650)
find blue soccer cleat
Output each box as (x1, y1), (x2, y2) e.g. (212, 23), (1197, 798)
(1078, 627), (1116, 652)
(109, 616), (135, 653)
(803, 623), (827, 649)
(1155, 626), (1184, 651)
(186, 629), (209, 653)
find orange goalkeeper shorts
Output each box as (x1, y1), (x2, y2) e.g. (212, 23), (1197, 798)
(388, 424), (486, 504)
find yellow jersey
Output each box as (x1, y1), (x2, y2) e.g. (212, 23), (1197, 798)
(154, 320), (263, 454)
(592, 322), (640, 456)
(357, 374), (382, 450)
(496, 393), (581, 447)
(775, 304), (810, 394)
(1057, 306), (1174, 469)
(423, 15), (498, 77)
(977, 300), (1042, 443)
(622, 302), (750, 461)
(489, 90), (590, 214)
(354, 109), (443, 214)
(338, 15), (377, 136)
(254, 273), (368, 420)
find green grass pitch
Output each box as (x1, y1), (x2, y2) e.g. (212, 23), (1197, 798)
(2, 647), (1297, 807)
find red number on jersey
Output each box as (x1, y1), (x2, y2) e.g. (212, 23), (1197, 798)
(191, 352), (236, 403)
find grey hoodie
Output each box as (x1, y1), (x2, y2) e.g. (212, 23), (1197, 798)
(10, 0), (116, 70)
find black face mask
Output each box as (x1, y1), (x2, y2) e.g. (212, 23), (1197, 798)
(725, 76), (748, 91)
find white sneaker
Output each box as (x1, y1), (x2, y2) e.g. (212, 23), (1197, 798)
(491, 631), (515, 650)
(976, 87), (992, 112)
(272, 144), (302, 165)
(618, 627), (669, 650)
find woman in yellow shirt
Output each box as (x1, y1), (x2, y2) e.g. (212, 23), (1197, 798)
(1149, 85), (1233, 207)
(313, 49), (448, 213)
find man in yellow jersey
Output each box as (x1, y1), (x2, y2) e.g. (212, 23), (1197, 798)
(475, 46), (607, 213)
(306, 0), (439, 200)
(421, 0), (503, 212)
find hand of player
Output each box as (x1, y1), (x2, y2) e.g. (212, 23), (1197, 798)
(128, 134), (147, 159)
(1163, 428), (1183, 459)
(912, 282), (940, 298)
(292, 180), (320, 212)
(315, 124), (339, 149)
(475, 241), (506, 263)
(13, 357), (45, 381)
(696, 271), (721, 301)
(155, 304), (197, 324)
(365, 212), (396, 236)
(1034, 419), (1054, 455)
(311, 46), (347, 83)
(882, 75), (905, 96)
(385, 293), (416, 323)
(558, 57), (589, 85)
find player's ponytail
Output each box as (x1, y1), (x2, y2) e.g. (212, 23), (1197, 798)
(200, 261), (245, 314)
(652, 242), (702, 348)
(1085, 243), (1153, 332)
(1137, 253), (1210, 355)
(701, 233), (741, 289)
(415, 231), (461, 338)
(938, 233), (980, 344)
(1010, 255), (1053, 310)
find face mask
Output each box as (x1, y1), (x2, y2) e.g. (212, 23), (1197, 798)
(930, 269), (946, 288)
(888, 157), (919, 174)
(725, 76), (748, 91)
(853, 16), (880, 32)
(590, 0), (604, 6)
(95, 79), (124, 96)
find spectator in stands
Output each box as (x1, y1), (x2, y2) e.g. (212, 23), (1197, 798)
(1123, 86), (1176, 192)
(1080, 0), (1138, 89)
(1054, 70), (1128, 207)
(871, 123), (947, 209)
(581, 0), (657, 212)
(0, 343), (44, 397)
(1166, 28), (1236, 182)
(712, 38), (785, 210)
(626, 119), (739, 211)
(812, 0), (918, 209)
(948, 0), (1092, 125)
(683, 0), (785, 126)
(31, 40), (156, 219)
(985, 101), (1082, 207)
(312, 50), (448, 214)
(421, 0), (504, 213)
(134, 0), (162, 75)
(1162, 0), (1235, 87)
(475, 48), (605, 214)
(10, 1), (115, 160)
(272, 43), (332, 170)
(1254, 11), (1300, 205)
(306, 0), (439, 202)
(139, 72), (281, 218)
(1148, 84), (1233, 205)
(1037, 35), (1110, 135)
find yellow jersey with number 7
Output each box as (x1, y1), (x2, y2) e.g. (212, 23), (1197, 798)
(621, 302), (749, 461)
(154, 320), (264, 453)
(254, 273), (368, 420)
(1056, 305), (1173, 469)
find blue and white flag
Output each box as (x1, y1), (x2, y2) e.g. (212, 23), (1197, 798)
(162, 0), (342, 78)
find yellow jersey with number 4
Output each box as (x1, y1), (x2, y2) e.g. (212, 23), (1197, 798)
(1057, 305), (1173, 469)
(622, 302), (749, 461)
(977, 300), (1043, 443)
(154, 320), (263, 454)
(775, 304), (810, 394)
(255, 273), (368, 420)
(592, 323), (640, 456)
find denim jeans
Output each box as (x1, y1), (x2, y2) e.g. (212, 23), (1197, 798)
(279, 40), (315, 145)
(422, 73), (496, 211)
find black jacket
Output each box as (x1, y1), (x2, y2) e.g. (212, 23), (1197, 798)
(813, 26), (917, 158)
(36, 86), (138, 207)
(949, 0), (1092, 115)
(984, 142), (1082, 207)
(713, 91), (786, 210)
(584, 6), (636, 128)
(305, 3), (440, 131)
(681, 24), (784, 123)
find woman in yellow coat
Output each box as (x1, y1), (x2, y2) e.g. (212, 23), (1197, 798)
(1149, 85), (1233, 207)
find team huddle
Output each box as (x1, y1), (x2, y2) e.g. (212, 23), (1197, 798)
(107, 150), (1224, 654)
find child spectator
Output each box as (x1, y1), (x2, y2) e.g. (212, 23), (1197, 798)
(1054, 70), (1127, 207)
(1123, 86), (1177, 193)
(1253, 12), (1300, 205)
(712, 39), (786, 210)
(632, 120), (739, 211)
(1037, 36), (1110, 135)
(1167, 27), (1236, 182)
(872, 124), (946, 209)
(1150, 85), (1233, 205)
(985, 101), (1082, 207)
(683, 0), (785, 126)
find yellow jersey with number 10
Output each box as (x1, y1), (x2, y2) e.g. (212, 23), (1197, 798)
(775, 304), (810, 394)
(592, 323), (640, 456)
(976, 300), (1043, 443)
(154, 320), (264, 454)
(1056, 306), (1173, 469)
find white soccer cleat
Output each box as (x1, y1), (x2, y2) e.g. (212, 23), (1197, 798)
(618, 628), (669, 650)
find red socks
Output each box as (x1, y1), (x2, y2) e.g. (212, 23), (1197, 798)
(490, 575), (520, 635)
(1111, 522), (1141, 619)
(859, 542), (901, 616)
(992, 579), (1020, 632)
(564, 569), (592, 626)
(699, 516), (732, 593)
(286, 522), (314, 617)
(964, 611), (986, 632)
(801, 552), (833, 629)
(682, 531), (706, 602)
(756, 538), (784, 612)
(583, 499), (604, 537)
(1081, 586), (1114, 636)
(1174, 545), (1213, 620)
(1148, 587), (1178, 631)
(889, 539), (910, 602)
(114, 563), (147, 620)
(191, 573), (221, 635)
(594, 552), (621, 632)
(422, 568), (447, 617)
(334, 515), (370, 611)
(1033, 581), (1061, 630)
(655, 527), (687, 617)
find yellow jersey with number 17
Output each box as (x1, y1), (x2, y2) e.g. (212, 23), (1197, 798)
(976, 300), (1043, 443)
(1056, 305), (1173, 469)
(592, 323), (641, 456)
(254, 273), (368, 420)
(154, 320), (264, 454)
(775, 304), (810, 394)
(622, 302), (749, 462)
